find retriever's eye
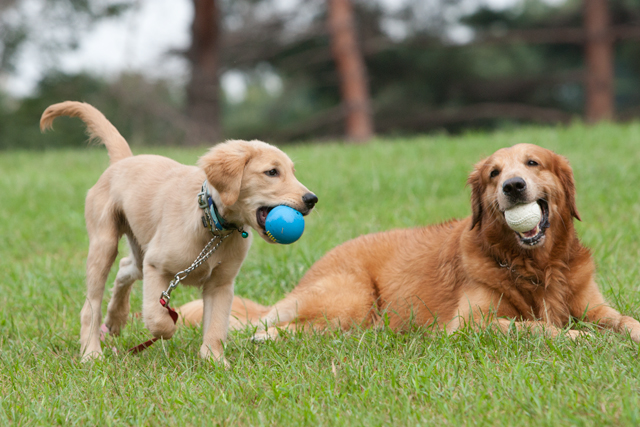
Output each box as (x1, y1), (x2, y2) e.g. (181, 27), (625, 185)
(265, 169), (279, 177)
(527, 160), (539, 167)
(490, 169), (500, 178)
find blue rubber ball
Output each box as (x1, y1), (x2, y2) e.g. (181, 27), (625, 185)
(265, 205), (305, 244)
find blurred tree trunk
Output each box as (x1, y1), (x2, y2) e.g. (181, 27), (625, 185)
(328, 0), (373, 143)
(584, 0), (614, 122)
(186, 0), (221, 145)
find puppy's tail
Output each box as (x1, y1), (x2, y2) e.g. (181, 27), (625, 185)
(40, 101), (133, 165)
(177, 297), (271, 330)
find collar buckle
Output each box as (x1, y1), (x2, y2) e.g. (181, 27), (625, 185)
(197, 187), (208, 210)
(198, 180), (248, 238)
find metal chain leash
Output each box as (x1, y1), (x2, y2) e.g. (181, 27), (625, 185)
(124, 230), (237, 354)
(160, 232), (233, 307)
(105, 187), (243, 354)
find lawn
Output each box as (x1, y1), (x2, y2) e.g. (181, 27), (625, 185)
(2, 123), (640, 425)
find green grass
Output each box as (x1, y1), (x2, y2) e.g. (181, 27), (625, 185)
(2, 123), (640, 425)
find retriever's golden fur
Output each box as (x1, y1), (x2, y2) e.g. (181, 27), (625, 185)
(41, 101), (316, 363)
(181, 144), (640, 343)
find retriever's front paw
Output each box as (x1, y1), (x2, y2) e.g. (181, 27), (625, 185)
(565, 330), (591, 340)
(251, 327), (280, 342)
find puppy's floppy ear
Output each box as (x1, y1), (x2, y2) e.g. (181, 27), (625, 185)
(554, 154), (581, 221)
(467, 160), (487, 230)
(198, 141), (253, 206)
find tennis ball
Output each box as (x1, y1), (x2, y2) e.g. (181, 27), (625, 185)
(265, 206), (305, 244)
(504, 201), (542, 233)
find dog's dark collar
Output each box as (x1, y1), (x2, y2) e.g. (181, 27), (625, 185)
(495, 256), (543, 287)
(197, 181), (248, 238)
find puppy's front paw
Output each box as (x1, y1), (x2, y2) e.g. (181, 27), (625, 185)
(81, 349), (104, 363)
(199, 344), (229, 368)
(144, 312), (177, 340)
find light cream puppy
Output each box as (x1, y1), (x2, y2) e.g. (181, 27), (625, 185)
(40, 101), (317, 364)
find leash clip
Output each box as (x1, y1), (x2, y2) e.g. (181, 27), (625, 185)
(160, 276), (182, 308)
(160, 291), (171, 307)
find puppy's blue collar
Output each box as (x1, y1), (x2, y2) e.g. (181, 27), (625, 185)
(197, 181), (248, 238)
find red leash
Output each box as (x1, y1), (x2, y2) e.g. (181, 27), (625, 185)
(100, 297), (179, 354)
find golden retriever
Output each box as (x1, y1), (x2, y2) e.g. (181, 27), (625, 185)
(40, 101), (317, 363)
(180, 143), (640, 343)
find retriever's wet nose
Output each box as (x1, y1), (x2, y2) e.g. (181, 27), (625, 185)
(302, 193), (318, 209)
(503, 177), (527, 197)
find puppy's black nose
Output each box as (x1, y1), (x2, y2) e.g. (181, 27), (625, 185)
(503, 177), (527, 196)
(302, 193), (318, 209)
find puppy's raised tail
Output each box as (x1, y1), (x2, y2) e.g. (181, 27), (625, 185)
(40, 101), (133, 165)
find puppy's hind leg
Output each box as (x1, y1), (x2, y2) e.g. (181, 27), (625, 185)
(81, 225), (119, 361)
(104, 237), (143, 336)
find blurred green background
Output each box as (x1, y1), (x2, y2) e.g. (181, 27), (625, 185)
(2, 0), (640, 149)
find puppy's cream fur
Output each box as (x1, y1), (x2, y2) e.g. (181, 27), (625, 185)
(41, 101), (315, 363)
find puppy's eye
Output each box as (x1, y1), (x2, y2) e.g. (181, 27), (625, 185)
(490, 169), (500, 178)
(527, 160), (539, 167)
(265, 169), (279, 177)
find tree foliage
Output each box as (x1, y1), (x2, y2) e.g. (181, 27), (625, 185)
(0, 71), (185, 149)
(217, 0), (640, 141)
(2, 0), (640, 148)
(0, 0), (133, 73)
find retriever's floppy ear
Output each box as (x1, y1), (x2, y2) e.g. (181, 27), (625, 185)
(554, 154), (581, 221)
(467, 160), (487, 230)
(198, 141), (253, 206)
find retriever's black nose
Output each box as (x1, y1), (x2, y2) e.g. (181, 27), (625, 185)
(302, 193), (318, 209)
(503, 177), (527, 196)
